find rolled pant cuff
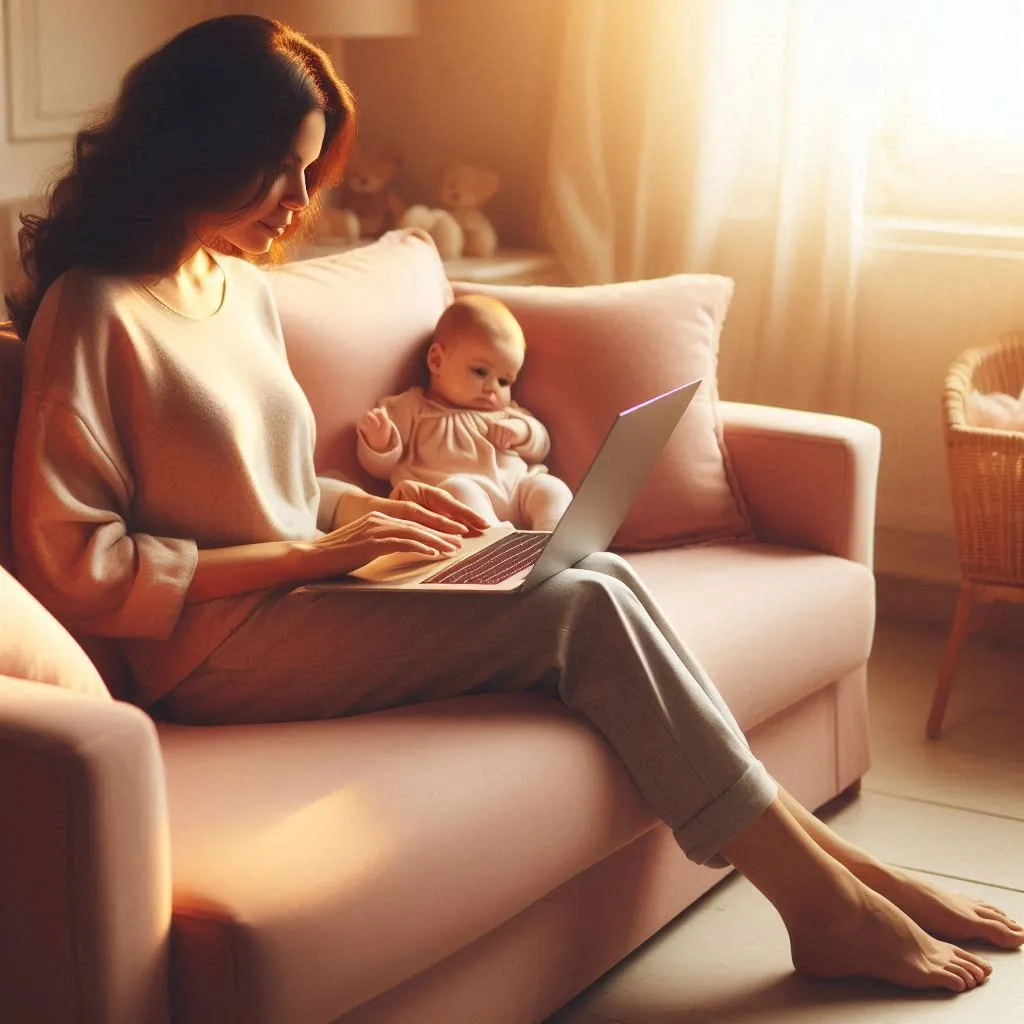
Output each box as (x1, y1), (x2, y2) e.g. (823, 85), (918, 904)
(673, 762), (778, 867)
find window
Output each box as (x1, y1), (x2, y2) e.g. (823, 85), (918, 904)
(868, 0), (1024, 226)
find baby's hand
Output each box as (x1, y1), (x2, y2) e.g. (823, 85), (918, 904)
(488, 417), (529, 450)
(359, 407), (394, 451)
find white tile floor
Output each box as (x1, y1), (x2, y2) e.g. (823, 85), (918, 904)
(550, 619), (1024, 1023)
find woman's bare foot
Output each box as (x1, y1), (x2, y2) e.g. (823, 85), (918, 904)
(855, 861), (1024, 950)
(788, 873), (993, 993)
(722, 798), (995, 992)
(774, 785), (1024, 949)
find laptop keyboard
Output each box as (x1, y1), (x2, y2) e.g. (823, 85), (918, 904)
(422, 531), (549, 586)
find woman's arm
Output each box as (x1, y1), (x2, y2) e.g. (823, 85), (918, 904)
(185, 525), (451, 605)
(13, 401), (198, 640)
(186, 540), (308, 603)
(185, 486), (438, 604)
(186, 484), (491, 604)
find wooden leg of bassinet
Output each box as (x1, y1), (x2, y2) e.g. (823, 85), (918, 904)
(926, 584), (974, 740)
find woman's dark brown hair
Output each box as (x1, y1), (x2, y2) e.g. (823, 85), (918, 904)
(5, 14), (355, 338)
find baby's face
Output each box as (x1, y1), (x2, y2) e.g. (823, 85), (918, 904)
(429, 333), (524, 411)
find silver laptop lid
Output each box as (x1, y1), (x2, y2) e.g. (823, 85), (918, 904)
(524, 379), (701, 585)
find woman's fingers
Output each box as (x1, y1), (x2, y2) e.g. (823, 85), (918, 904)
(386, 499), (469, 536)
(308, 512), (469, 579)
(334, 538), (449, 578)
(405, 484), (490, 533)
(363, 490), (472, 536)
(358, 511), (463, 553)
(367, 537), (450, 558)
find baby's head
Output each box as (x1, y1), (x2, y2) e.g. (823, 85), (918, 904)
(426, 295), (526, 411)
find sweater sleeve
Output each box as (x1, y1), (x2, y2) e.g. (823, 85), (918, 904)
(12, 396), (199, 642)
(315, 475), (367, 532)
(505, 402), (551, 463)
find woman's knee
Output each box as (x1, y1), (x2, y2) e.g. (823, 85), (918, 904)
(546, 565), (640, 621)
(575, 550), (632, 579)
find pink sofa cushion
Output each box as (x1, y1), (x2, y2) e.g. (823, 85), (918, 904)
(266, 231), (452, 490)
(624, 543), (875, 731)
(454, 275), (753, 549)
(160, 693), (656, 1023)
(0, 567), (110, 699)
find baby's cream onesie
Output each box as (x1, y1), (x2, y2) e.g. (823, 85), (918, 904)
(356, 387), (573, 530)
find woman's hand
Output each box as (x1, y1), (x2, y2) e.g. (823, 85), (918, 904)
(386, 481), (490, 536)
(303, 483), (490, 580)
(300, 508), (464, 580)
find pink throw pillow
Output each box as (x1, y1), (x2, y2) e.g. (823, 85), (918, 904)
(0, 567), (110, 699)
(452, 275), (753, 550)
(266, 231), (452, 490)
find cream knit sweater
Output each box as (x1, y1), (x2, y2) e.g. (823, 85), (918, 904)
(12, 254), (353, 704)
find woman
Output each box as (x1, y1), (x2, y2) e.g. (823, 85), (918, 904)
(7, 15), (1021, 995)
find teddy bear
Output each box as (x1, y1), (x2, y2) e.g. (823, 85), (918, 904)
(399, 163), (500, 260)
(315, 145), (407, 241)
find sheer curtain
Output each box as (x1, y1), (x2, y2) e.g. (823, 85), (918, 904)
(541, 0), (887, 414)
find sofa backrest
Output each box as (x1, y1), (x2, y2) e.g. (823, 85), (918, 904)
(265, 230), (453, 491)
(266, 234), (750, 551)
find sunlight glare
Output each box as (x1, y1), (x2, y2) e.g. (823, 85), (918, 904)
(180, 783), (400, 917)
(923, 0), (1024, 140)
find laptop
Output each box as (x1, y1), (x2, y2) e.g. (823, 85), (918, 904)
(297, 379), (701, 595)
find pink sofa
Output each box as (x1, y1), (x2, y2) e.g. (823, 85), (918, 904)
(0, 236), (879, 1024)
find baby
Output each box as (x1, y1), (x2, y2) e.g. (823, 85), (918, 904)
(356, 294), (573, 532)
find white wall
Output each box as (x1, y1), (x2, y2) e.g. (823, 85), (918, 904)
(853, 235), (1024, 578)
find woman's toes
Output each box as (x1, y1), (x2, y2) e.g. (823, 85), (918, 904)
(949, 968), (974, 991)
(959, 946), (992, 969)
(978, 903), (1024, 929)
(968, 950), (992, 976)
(972, 907), (1024, 948)
(950, 962), (978, 989)
(953, 952), (988, 985)
(974, 905), (1007, 921)
(977, 902), (1012, 922)
(940, 966), (968, 992)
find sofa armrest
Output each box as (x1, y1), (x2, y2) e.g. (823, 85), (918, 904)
(0, 676), (171, 1024)
(720, 402), (881, 569)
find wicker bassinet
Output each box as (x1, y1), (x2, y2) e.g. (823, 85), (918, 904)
(943, 332), (1024, 587)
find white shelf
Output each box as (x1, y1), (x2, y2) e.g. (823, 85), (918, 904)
(294, 239), (569, 286)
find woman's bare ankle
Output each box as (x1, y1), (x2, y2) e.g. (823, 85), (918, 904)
(720, 799), (860, 926)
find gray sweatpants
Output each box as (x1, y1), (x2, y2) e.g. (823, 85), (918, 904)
(157, 552), (777, 865)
